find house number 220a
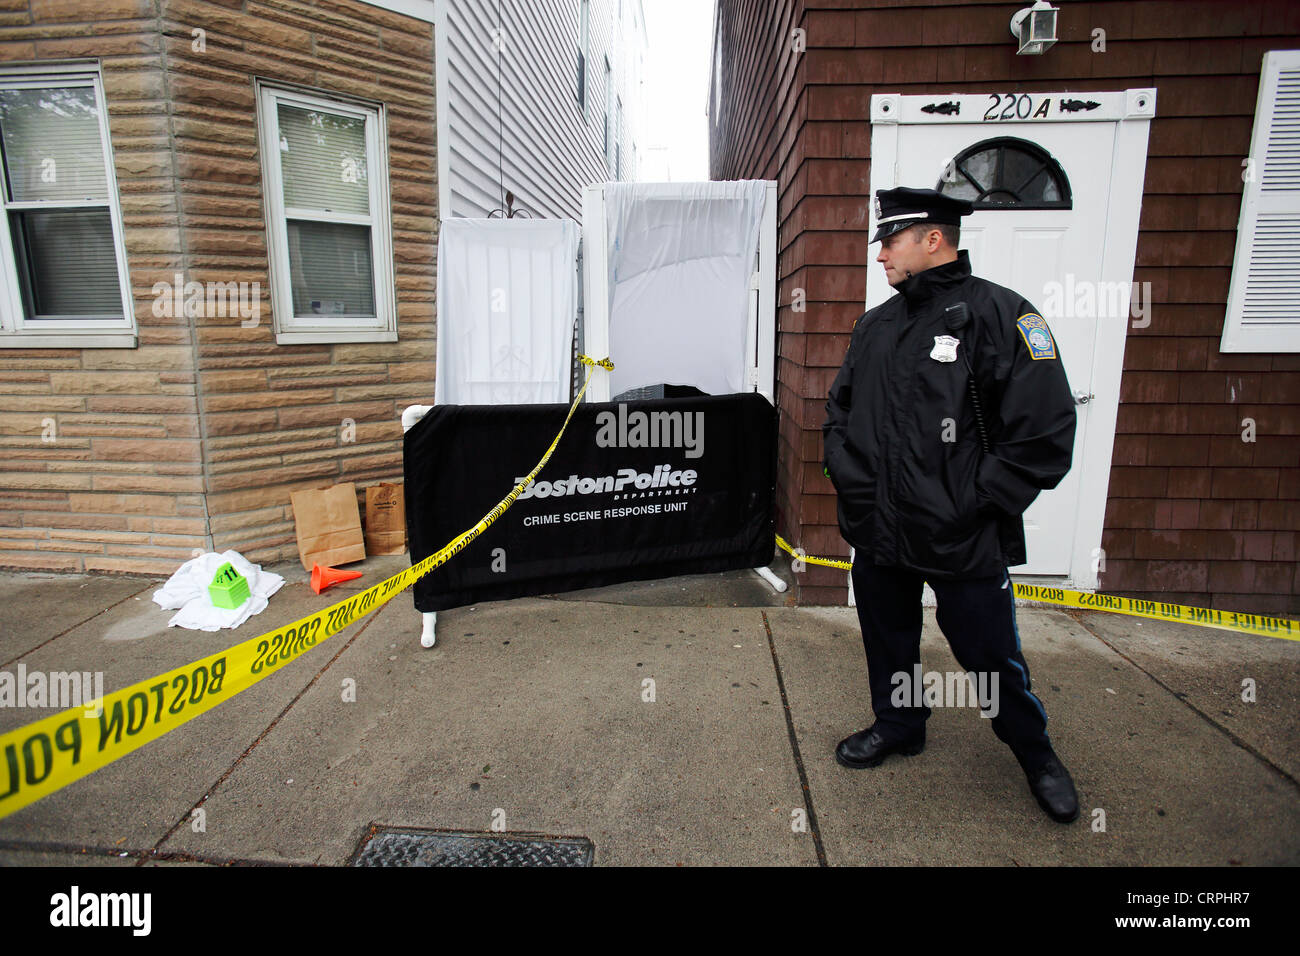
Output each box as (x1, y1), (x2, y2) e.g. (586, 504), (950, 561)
(983, 93), (1052, 121)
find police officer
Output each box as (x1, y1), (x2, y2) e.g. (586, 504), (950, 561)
(822, 186), (1080, 823)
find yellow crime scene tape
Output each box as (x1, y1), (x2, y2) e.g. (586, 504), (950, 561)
(775, 534), (851, 571)
(0, 356), (615, 821)
(774, 535), (1299, 641)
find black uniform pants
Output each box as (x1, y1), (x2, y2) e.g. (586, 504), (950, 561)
(850, 560), (1055, 773)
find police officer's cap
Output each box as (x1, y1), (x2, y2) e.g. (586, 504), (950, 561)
(871, 186), (974, 243)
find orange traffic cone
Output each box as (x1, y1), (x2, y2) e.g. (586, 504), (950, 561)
(310, 563), (362, 594)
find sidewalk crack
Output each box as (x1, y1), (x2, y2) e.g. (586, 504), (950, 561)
(763, 611), (827, 867)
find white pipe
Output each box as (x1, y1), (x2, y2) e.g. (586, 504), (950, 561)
(401, 404), (433, 433)
(754, 566), (787, 593)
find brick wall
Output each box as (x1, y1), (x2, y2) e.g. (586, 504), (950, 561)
(0, 0), (437, 573)
(712, 0), (1300, 614)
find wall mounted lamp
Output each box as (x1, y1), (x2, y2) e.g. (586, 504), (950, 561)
(1011, 0), (1059, 55)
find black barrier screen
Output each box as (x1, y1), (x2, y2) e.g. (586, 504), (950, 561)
(404, 393), (776, 611)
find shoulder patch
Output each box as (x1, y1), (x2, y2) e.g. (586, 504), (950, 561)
(1015, 313), (1057, 361)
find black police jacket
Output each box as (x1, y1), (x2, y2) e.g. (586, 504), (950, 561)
(822, 251), (1076, 579)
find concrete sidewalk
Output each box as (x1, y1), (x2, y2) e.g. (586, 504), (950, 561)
(0, 556), (1296, 866)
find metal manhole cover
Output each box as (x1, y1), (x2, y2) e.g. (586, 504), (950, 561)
(351, 827), (594, 867)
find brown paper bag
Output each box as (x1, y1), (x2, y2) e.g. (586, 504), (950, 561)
(290, 482), (367, 572)
(364, 482), (407, 556)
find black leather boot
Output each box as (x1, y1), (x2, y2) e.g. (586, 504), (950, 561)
(835, 725), (925, 769)
(1025, 752), (1079, 823)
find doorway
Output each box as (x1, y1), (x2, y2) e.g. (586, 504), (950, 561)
(866, 89), (1156, 590)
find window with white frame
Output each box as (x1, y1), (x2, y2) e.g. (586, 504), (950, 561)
(1223, 49), (1300, 353)
(0, 64), (134, 348)
(256, 81), (395, 344)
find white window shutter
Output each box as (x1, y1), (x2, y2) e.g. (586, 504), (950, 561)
(1222, 50), (1300, 352)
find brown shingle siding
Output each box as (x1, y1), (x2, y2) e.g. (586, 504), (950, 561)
(1274, 532), (1298, 562)
(805, 8), (854, 47)
(1129, 1), (1266, 40)
(1139, 558), (1206, 592)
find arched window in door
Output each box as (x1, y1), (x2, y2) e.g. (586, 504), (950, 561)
(936, 137), (1072, 209)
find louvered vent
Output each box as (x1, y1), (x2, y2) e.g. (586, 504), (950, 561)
(1262, 69), (1300, 190)
(1241, 215), (1300, 327)
(1221, 52), (1300, 352)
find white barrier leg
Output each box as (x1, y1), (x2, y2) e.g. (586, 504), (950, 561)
(403, 404), (437, 650)
(753, 566), (787, 593)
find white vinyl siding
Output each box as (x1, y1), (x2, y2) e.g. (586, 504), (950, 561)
(1222, 49), (1300, 352)
(256, 81), (396, 344)
(435, 0), (644, 220)
(0, 64), (134, 349)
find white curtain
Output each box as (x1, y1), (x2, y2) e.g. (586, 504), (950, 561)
(605, 181), (766, 396)
(434, 218), (579, 405)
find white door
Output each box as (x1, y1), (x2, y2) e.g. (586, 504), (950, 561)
(868, 91), (1155, 587)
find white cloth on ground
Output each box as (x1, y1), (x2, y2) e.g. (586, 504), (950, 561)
(152, 550), (285, 632)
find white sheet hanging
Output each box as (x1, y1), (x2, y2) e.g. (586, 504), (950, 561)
(604, 181), (766, 397)
(434, 218), (580, 406)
